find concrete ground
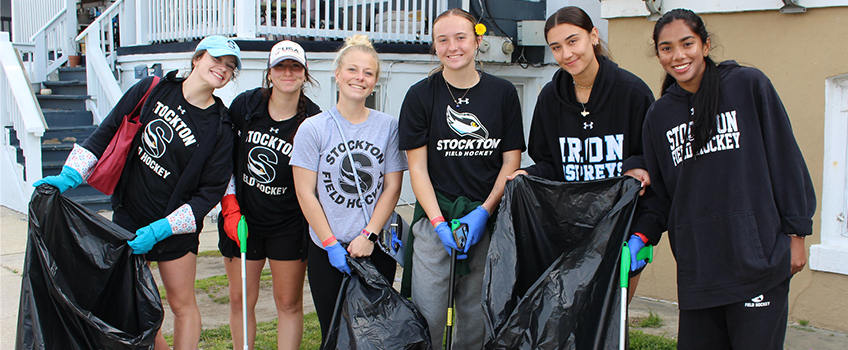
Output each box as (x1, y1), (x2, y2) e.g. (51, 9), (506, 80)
(3, 205), (847, 349)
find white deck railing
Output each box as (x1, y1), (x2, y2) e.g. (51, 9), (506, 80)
(1, 32), (47, 194)
(76, 0), (125, 124)
(259, 0), (442, 43)
(148, 0), (239, 42)
(10, 0), (66, 43)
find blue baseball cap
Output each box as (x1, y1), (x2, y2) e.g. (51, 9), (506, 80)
(195, 35), (242, 70)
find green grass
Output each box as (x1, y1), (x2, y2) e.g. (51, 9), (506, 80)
(168, 315), (674, 350)
(799, 319), (810, 326)
(198, 250), (223, 258)
(629, 330), (677, 350)
(157, 270), (275, 304)
(165, 313), (322, 349)
(632, 310), (663, 328)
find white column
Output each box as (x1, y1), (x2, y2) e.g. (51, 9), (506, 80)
(235, 0), (257, 39)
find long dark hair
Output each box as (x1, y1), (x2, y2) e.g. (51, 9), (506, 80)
(653, 8), (721, 152)
(261, 64), (318, 138)
(544, 6), (609, 59)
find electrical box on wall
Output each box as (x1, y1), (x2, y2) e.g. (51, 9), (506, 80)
(477, 35), (515, 63)
(517, 20), (547, 46)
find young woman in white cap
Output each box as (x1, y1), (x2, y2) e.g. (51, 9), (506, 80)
(291, 34), (407, 346)
(35, 35), (241, 349)
(218, 40), (320, 350)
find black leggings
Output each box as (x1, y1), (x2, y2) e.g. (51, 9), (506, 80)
(307, 240), (397, 346)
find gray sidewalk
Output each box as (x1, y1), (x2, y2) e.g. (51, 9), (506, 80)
(2, 205), (847, 349)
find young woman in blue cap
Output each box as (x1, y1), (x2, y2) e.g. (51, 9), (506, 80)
(35, 35), (241, 349)
(218, 40), (320, 350)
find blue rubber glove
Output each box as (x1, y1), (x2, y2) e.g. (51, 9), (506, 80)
(435, 222), (467, 260)
(33, 166), (83, 193)
(326, 243), (351, 274)
(128, 218), (173, 254)
(628, 234), (648, 271)
(457, 206), (490, 253)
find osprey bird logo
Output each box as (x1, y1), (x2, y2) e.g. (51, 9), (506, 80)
(446, 106), (488, 139)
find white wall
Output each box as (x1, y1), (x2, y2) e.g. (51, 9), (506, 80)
(601, 0), (848, 19)
(0, 143), (29, 213)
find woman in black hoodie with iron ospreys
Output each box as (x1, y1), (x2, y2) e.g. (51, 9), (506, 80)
(642, 9), (815, 349)
(508, 6), (664, 299)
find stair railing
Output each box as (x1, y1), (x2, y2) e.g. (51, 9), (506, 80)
(27, 0), (78, 84)
(76, 0), (125, 124)
(0, 32), (47, 196)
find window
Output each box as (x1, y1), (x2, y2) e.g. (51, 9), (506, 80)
(810, 73), (848, 275)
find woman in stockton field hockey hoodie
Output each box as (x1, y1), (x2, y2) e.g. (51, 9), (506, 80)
(641, 9), (815, 349)
(508, 6), (663, 301)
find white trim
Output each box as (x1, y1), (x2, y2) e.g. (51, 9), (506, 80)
(601, 0), (848, 19)
(810, 73), (848, 275)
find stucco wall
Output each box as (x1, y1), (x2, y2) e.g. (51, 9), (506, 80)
(607, 7), (848, 332)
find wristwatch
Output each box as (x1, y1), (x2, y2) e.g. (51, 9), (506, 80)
(361, 229), (379, 242)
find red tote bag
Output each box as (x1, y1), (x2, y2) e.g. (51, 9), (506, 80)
(87, 77), (159, 195)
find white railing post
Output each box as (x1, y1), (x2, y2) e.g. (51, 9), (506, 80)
(65, 0), (78, 55)
(33, 34), (47, 83)
(236, 0), (257, 39)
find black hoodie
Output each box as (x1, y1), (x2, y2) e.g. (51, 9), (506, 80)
(227, 87), (321, 236)
(524, 56), (664, 238)
(83, 70), (234, 231)
(642, 61), (816, 310)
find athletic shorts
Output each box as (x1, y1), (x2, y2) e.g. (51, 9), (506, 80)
(217, 214), (307, 261)
(112, 208), (198, 262)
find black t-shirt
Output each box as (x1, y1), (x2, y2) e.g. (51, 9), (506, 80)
(399, 71), (525, 202)
(236, 107), (303, 236)
(123, 88), (217, 225)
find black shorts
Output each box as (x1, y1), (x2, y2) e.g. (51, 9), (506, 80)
(217, 214), (307, 261)
(112, 209), (198, 262)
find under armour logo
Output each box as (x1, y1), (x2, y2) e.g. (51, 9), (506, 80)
(457, 97), (470, 105)
(269, 127), (279, 133)
(177, 105), (186, 115)
(583, 122), (593, 130)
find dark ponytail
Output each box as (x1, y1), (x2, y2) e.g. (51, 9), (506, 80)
(653, 8), (722, 152)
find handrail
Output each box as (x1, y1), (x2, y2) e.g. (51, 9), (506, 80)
(29, 7), (67, 42)
(75, 0), (127, 43)
(0, 32), (46, 194)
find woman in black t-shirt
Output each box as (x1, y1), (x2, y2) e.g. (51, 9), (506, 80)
(218, 40), (320, 350)
(35, 35), (240, 349)
(398, 8), (525, 349)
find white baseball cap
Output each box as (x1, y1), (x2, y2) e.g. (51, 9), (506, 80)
(268, 41), (307, 68)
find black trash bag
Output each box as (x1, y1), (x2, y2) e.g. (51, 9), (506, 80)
(323, 257), (431, 350)
(16, 185), (163, 349)
(483, 176), (641, 350)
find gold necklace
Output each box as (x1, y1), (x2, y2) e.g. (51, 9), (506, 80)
(573, 80), (594, 90)
(579, 101), (589, 117)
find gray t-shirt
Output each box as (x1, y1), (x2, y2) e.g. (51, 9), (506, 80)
(290, 107), (408, 248)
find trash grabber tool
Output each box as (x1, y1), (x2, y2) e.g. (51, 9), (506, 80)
(620, 241), (653, 350)
(238, 215), (249, 350)
(445, 219), (468, 350)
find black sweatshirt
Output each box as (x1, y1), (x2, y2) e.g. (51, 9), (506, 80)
(641, 61), (816, 310)
(83, 71), (234, 231)
(227, 87), (321, 236)
(524, 56), (665, 238)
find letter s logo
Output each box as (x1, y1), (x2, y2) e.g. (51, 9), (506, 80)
(339, 152), (373, 195)
(142, 119), (174, 158)
(247, 146), (278, 184)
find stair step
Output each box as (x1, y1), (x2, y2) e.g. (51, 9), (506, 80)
(37, 94), (89, 110)
(58, 67), (87, 82)
(42, 110), (93, 127)
(42, 80), (87, 95)
(43, 125), (98, 144)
